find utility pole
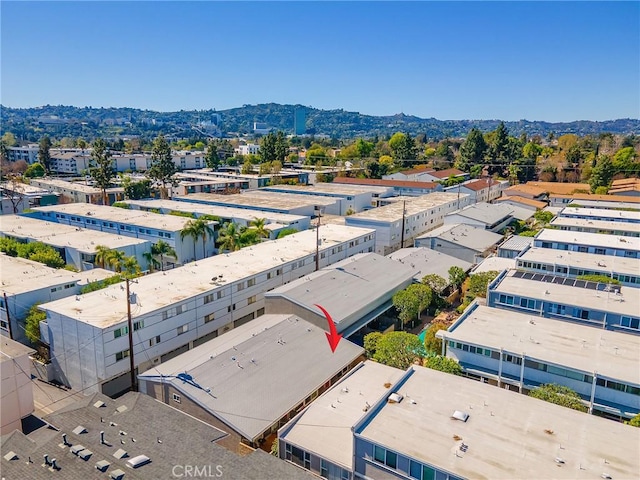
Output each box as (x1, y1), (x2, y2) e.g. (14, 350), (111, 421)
(126, 277), (136, 392)
(315, 207), (322, 271)
(3, 292), (13, 340)
(400, 200), (407, 249)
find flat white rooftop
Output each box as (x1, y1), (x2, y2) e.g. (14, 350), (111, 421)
(280, 361), (404, 469)
(518, 247), (640, 277)
(262, 184), (389, 196)
(32, 204), (198, 231)
(124, 198), (307, 225)
(0, 215), (150, 252)
(265, 253), (415, 327)
(31, 178), (124, 195)
(40, 224), (376, 328)
(180, 191), (336, 210)
(559, 207), (640, 221)
(493, 269), (640, 317)
(550, 216), (640, 234)
(0, 254), (111, 295)
(446, 305), (640, 384)
(347, 192), (468, 223)
(535, 229), (640, 251)
(387, 248), (473, 282)
(357, 365), (640, 480)
(139, 314), (364, 441)
(471, 256), (516, 274)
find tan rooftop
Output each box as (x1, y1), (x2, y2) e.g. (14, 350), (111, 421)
(348, 192), (466, 222)
(527, 181), (591, 195)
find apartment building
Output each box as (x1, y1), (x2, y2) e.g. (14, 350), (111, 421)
(345, 192), (471, 255)
(124, 198), (310, 238)
(444, 202), (514, 232)
(1, 215), (151, 271)
(533, 229), (640, 258)
(29, 204), (211, 264)
(0, 338), (35, 435)
(445, 178), (507, 203)
(414, 224), (503, 264)
(29, 178), (125, 205)
(557, 206), (640, 224)
(0, 255), (112, 343)
(440, 304), (639, 419)
(332, 177), (441, 199)
(549, 216), (640, 237)
(37, 225), (376, 395)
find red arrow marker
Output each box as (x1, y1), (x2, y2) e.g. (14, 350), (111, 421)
(314, 304), (342, 353)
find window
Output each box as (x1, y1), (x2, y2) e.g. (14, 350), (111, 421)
(621, 316), (640, 330)
(386, 451), (397, 469)
(237, 282), (245, 292)
(247, 278), (256, 287)
(498, 294), (514, 305)
(374, 446), (385, 463)
(1, 320), (8, 330)
(204, 293), (214, 304)
(149, 335), (161, 347)
(173, 393), (181, 403)
(133, 321), (144, 331)
(177, 324), (189, 335)
(248, 295), (256, 305)
(175, 305), (184, 315)
(217, 291), (223, 300)
(115, 349), (130, 361)
(114, 326), (129, 339)
(276, 268), (282, 276)
(204, 313), (215, 323)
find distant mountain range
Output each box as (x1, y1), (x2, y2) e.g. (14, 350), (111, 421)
(1, 103), (638, 141)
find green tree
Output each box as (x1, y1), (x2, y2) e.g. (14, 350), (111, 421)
(94, 244), (114, 269)
(152, 239), (177, 271)
(108, 250), (126, 273)
(122, 177), (152, 200)
(276, 227), (299, 239)
(25, 304), (46, 344)
(612, 146), (640, 176)
(533, 210), (554, 225)
(467, 271), (499, 300)
(38, 135), (52, 173)
(389, 132), (416, 165)
(528, 384), (588, 413)
(392, 289), (421, 329)
(89, 138), (115, 205)
(423, 320), (449, 354)
(625, 413), (640, 427)
(423, 355), (462, 375)
(205, 141), (220, 170)
(217, 222), (242, 252)
(1, 132), (17, 147)
(407, 283), (432, 321)
(181, 218), (213, 260)
(485, 122), (510, 175)
(241, 159), (253, 174)
(364, 332), (383, 358)
(260, 133), (277, 163)
(274, 131), (288, 162)
(238, 225), (260, 248)
(249, 217), (269, 239)
(24, 162), (46, 179)
(122, 256), (141, 278)
(522, 142), (543, 161)
(148, 135), (177, 199)
(143, 251), (160, 272)
(589, 155), (615, 193)
(29, 249), (65, 268)
(373, 331), (425, 369)
(576, 274), (620, 285)
(448, 266), (466, 290)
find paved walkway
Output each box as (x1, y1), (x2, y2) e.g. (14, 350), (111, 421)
(30, 362), (88, 417)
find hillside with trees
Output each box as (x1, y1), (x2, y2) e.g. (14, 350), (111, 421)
(2, 103), (638, 143)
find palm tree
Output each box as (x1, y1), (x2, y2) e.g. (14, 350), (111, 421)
(109, 250), (126, 273)
(152, 240), (177, 271)
(181, 219), (202, 261)
(216, 222), (241, 252)
(238, 225), (260, 248)
(122, 256), (141, 278)
(94, 244), (113, 269)
(143, 251), (159, 272)
(249, 217), (269, 240)
(197, 218), (215, 258)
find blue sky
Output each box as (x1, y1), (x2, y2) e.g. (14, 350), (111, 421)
(1, 1), (638, 122)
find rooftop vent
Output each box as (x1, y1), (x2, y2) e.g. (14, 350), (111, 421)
(126, 454), (151, 469)
(113, 448), (128, 459)
(3, 451), (18, 461)
(388, 392), (403, 404)
(110, 468), (126, 480)
(116, 405), (128, 413)
(72, 425), (87, 435)
(78, 449), (93, 461)
(452, 410), (470, 422)
(70, 445), (86, 455)
(94, 400), (106, 408)
(96, 459), (110, 472)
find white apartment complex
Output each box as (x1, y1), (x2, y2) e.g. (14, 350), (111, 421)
(38, 225), (376, 396)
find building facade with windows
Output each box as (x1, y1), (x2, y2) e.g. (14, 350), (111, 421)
(486, 269), (640, 333)
(439, 304), (640, 419)
(0, 255), (112, 344)
(28, 204), (209, 264)
(533, 229), (640, 258)
(38, 225), (376, 396)
(28, 178), (125, 205)
(345, 192), (471, 255)
(549, 216), (640, 237)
